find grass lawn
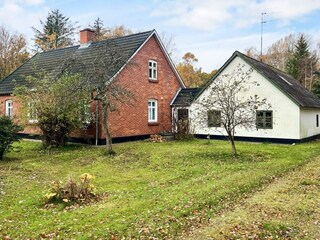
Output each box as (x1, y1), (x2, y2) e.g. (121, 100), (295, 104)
(0, 139), (319, 239)
(185, 155), (320, 240)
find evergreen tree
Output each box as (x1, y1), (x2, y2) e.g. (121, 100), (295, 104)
(312, 72), (320, 97)
(90, 18), (107, 41)
(285, 34), (318, 89)
(32, 9), (77, 51)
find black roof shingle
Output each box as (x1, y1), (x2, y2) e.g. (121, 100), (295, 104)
(237, 51), (320, 108)
(0, 30), (154, 95)
(171, 88), (202, 106)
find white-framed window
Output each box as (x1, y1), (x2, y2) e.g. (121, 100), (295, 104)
(148, 60), (157, 80)
(148, 99), (158, 123)
(5, 100), (13, 118)
(28, 101), (38, 123)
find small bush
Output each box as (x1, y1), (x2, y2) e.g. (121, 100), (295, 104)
(0, 116), (23, 160)
(44, 173), (97, 204)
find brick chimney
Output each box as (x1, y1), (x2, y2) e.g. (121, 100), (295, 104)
(80, 28), (96, 44)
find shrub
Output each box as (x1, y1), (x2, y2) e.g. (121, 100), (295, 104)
(0, 116), (23, 160)
(174, 119), (194, 140)
(14, 72), (92, 148)
(44, 173), (97, 204)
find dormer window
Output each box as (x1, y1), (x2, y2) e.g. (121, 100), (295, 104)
(149, 60), (157, 81)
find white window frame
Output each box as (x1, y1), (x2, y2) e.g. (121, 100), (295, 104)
(5, 100), (13, 118)
(28, 101), (38, 124)
(148, 60), (157, 80)
(148, 99), (158, 123)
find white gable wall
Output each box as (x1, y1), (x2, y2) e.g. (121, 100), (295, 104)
(300, 108), (320, 138)
(190, 56), (301, 140)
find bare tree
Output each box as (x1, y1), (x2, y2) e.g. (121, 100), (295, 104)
(65, 41), (135, 154)
(194, 64), (269, 157)
(0, 26), (28, 80)
(159, 32), (176, 57)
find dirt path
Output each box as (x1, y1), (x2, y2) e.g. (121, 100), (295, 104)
(182, 157), (320, 239)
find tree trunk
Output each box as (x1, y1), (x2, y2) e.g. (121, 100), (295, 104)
(102, 103), (115, 155)
(227, 130), (237, 157)
(230, 138), (237, 157)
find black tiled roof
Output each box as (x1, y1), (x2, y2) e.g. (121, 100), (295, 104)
(0, 30), (154, 95)
(236, 51), (320, 108)
(171, 88), (202, 106)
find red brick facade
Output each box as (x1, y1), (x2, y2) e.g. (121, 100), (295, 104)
(0, 35), (183, 143)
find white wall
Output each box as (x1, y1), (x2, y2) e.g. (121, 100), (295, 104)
(189, 56), (301, 140)
(300, 108), (320, 139)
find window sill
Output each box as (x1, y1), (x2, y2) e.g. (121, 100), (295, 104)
(148, 122), (159, 126)
(149, 79), (158, 83)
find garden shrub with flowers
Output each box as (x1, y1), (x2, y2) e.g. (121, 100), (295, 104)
(44, 173), (98, 204)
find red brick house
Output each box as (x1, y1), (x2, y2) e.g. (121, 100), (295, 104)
(0, 29), (185, 144)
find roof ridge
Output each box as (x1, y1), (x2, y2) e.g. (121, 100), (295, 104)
(235, 50), (293, 78)
(34, 30), (154, 54)
(91, 30), (154, 45)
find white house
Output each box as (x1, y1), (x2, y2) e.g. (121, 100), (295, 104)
(171, 51), (320, 143)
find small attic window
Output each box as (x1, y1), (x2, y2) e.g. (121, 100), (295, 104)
(278, 75), (293, 86)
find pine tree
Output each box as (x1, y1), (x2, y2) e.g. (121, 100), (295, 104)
(32, 9), (77, 51)
(89, 18), (107, 41)
(285, 34), (318, 89)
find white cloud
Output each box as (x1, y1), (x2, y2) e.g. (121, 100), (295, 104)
(0, 0), (48, 46)
(152, 0), (320, 31)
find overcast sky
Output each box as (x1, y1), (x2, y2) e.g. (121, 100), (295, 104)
(1, 0), (320, 72)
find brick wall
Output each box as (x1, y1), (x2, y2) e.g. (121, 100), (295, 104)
(0, 95), (41, 135)
(0, 35), (183, 142)
(101, 35), (182, 138)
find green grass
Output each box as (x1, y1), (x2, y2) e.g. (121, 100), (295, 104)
(0, 139), (319, 239)
(185, 152), (320, 240)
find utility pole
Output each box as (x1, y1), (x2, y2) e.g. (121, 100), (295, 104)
(260, 12), (267, 61)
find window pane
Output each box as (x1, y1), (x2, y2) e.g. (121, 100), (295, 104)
(6, 100), (13, 118)
(148, 60), (157, 80)
(208, 110), (221, 127)
(148, 100), (157, 122)
(256, 110), (273, 129)
(178, 109), (188, 121)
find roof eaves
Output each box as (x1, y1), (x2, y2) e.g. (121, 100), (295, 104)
(0, 52), (40, 93)
(170, 87), (182, 106)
